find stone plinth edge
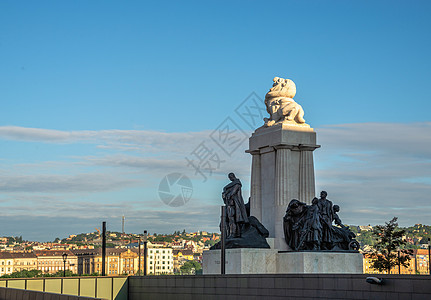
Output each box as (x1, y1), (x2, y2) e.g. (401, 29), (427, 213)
(248, 124), (319, 152)
(203, 249), (363, 274)
(277, 251), (363, 274)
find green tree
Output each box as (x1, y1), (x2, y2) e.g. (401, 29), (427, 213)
(370, 217), (413, 274)
(1, 269), (42, 278)
(180, 260), (202, 275)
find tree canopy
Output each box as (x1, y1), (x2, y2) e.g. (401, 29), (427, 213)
(370, 217), (412, 273)
(180, 260), (202, 275)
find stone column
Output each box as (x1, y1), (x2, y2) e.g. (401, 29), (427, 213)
(259, 146), (276, 237)
(250, 151), (262, 221)
(299, 148), (317, 204)
(274, 146), (292, 250)
(275, 146), (290, 206)
(247, 124), (320, 251)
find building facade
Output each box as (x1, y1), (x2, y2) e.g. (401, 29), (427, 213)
(34, 250), (78, 274)
(11, 253), (37, 273)
(0, 246), (175, 276)
(146, 248), (173, 275)
(0, 253), (14, 276)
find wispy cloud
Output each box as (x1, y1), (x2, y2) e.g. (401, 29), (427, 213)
(82, 155), (187, 171)
(0, 126), (211, 154)
(315, 122), (431, 227)
(0, 173), (139, 193)
(1, 123), (430, 240)
(0, 202), (221, 241)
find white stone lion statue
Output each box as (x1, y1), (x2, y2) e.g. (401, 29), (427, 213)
(264, 77), (306, 127)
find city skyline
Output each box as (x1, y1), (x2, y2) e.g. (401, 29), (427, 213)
(1, 1), (431, 241)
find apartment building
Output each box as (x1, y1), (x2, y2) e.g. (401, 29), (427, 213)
(34, 250), (77, 274)
(72, 247), (174, 276)
(71, 249), (98, 275)
(10, 252), (37, 272)
(120, 249), (137, 275)
(0, 252), (14, 276)
(94, 248), (122, 276)
(72, 248), (123, 275)
(0, 246), (174, 276)
(146, 247), (173, 275)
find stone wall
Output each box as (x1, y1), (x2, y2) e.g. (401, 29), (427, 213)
(0, 287), (103, 300)
(0, 276), (128, 300)
(129, 274), (431, 300)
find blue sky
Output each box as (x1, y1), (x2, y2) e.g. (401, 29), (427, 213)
(1, 1), (430, 241)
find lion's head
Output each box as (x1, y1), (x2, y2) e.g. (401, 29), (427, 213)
(265, 77), (296, 100)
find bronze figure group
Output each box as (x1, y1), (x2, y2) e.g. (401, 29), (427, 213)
(283, 191), (359, 251)
(217, 173), (358, 252)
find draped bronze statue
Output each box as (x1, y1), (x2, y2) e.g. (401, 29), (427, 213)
(222, 173), (249, 238)
(211, 173), (270, 249)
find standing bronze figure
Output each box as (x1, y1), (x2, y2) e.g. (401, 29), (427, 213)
(316, 191), (334, 250)
(222, 173), (249, 238)
(211, 173), (270, 250)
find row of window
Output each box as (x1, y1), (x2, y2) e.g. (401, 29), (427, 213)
(15, 262), (36, 265)
(39, 261), (67, 265)
(0, 268), (12, 272)
(149, 261), (172, 265)
(149, 266), (170, 270)
(38, 266), (68, 271)
(149, 256), (172, 259)
(149, 250), (171, 254)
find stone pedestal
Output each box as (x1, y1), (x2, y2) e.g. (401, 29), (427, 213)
(203, 249), (363, 274)
(277, 252), (363, 274)
(203, 248), (278, 274)
(247, 124), (320, 251)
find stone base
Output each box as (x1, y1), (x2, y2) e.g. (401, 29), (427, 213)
(203, 248), (278, 274)
(203, 249), (363, 274)
(277, 251), (363, 274)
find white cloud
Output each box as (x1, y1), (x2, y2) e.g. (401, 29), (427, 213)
(0, 173), (139, 193)
(1, 122), (431, 240)
(315, 122), (431, 227)
(0, 125), (211, 154)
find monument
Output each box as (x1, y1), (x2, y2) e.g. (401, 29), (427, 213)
(203, 76), (363, 274)
(247, 76), (319, 251)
